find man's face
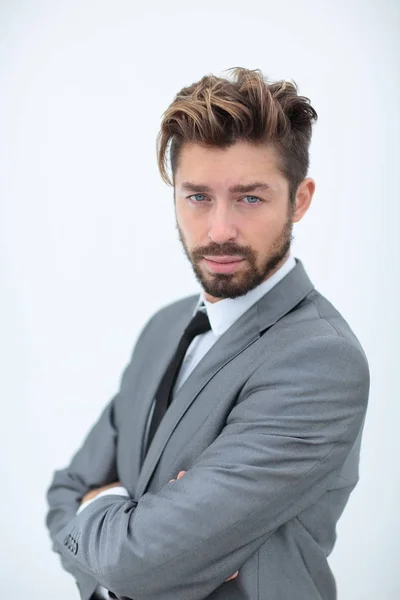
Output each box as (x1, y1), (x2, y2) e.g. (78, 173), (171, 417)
(174, 140), (297, 302)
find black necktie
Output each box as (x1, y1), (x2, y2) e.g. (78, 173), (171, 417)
(145, 310), (211, 455)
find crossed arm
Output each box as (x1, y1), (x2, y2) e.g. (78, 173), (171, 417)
(46, 335), (369, 600)
(79, 471), (239, 587)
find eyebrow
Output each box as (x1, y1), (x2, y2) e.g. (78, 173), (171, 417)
(179, 181), (271, 194)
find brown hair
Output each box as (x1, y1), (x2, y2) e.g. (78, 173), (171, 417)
(156, 67), (318, 204)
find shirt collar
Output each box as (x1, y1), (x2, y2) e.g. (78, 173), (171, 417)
(193, 253), (296, 337)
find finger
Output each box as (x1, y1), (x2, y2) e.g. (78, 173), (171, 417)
(225, 571), (239, 581)
(177, 470), (186, 479)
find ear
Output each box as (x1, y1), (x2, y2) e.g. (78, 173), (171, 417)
(292, 178), (315, 223)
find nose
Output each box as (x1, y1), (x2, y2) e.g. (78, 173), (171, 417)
(208, 204), (238, 244)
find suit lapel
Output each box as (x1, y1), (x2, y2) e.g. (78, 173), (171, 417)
(135, 258), (314, 497)
(135, 303), (260, 497)
(132, 297), (199, 476)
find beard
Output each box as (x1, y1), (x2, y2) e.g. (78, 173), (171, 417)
(176, 213), (294, 300)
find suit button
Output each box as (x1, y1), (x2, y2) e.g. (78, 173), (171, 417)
(73, 542), (78, 555)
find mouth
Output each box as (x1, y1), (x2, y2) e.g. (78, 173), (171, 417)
(203, 255), (244, 264)
(202, 256), (245, 274)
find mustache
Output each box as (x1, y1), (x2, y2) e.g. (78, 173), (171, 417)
(191, 243), (254, 260)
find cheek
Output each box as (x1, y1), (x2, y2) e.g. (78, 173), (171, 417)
(178, 209), (207, 241)
(176, 201), (194, 226)
(250, 209), (286, 236)
(175, 205), (189, 233)
(244, 217), (282, 253)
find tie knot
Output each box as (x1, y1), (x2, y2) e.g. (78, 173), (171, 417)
(184, 310), (211, 340)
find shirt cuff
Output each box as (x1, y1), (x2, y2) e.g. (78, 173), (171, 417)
(77, 486), (130, 515)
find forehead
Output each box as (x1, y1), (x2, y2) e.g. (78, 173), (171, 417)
(174, 140), (283, 192)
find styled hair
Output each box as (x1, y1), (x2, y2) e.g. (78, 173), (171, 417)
(156, 67), (318, 204)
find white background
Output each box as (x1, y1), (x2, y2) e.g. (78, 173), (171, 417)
(0, 1), (399, 598)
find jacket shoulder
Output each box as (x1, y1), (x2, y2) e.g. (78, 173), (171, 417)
(276, 288), (369, 368)
(150, 293), (199, 323)
(133, 293), (199, 345)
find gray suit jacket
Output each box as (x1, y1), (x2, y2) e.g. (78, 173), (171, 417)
(45, 259), (370, 600)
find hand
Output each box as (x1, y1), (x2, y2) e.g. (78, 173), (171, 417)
(169, 470), (239, 583)
(80, 481), (122, 504)
(169, 470), (186, 483)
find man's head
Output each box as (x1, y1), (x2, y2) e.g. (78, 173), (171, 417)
(157, 68), (317, 302)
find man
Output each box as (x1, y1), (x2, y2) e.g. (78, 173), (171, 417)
(46, 67), (370, 600)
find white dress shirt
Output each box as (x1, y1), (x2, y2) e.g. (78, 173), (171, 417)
(78, 253), (296, 599)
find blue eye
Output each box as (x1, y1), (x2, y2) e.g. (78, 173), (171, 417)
(189, 194), (207, 202)
(243, 196), (261, 204)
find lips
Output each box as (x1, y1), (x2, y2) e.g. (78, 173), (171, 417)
(203, 256), (244, 264)
(202, 256), (245, 274)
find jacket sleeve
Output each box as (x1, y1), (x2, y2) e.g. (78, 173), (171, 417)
(45, 394), (121, 599)
(45, 314), (156, 599)
(52, 334), (370, 600)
